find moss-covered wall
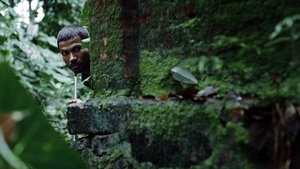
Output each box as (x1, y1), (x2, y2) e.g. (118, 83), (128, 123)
(77, 0), (300, 169)
(68, 98), (256, 169)
(89, 0), (300, 99)
(136, 0), (300, 98)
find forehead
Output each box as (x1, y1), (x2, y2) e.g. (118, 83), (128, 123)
(58, 36), (81, 50)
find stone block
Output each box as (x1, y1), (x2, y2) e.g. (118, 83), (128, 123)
(67, 102), (120, 134)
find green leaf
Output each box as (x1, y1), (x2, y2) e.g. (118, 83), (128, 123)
(80, 0), (89, 27)
(0, 129), (28, 169)
(171, 66), (198, 84)
(269, 14), (300, 39)
(198, 56), (208, 73)
(211, 57), (224, 71)
(0, 62), (89, 169)
(81, 37), (90, 50)
(0, 63), (32, 113)
(38, 33), (57, 47)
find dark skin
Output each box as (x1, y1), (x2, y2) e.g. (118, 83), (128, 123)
(58, 36), (90, 77)
(58, 35), (90, 104)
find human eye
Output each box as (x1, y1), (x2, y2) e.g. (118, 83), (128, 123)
(73, 46), (81, 53)
(61, 51), (69, 57)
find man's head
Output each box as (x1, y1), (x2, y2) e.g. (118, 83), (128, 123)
(57, 25), (90, 75)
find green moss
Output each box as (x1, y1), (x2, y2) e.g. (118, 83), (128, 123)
(139, 50), (181, 96)
(86, 0), (300, 168)
(130, 100), (254, 168)
(94, 89), (130, 99)
(104, 1), (122, 54)
(105, 34), (122, 54)
(131, 101), (210, 140)
(138, 0), (300, 99)
(98, 141), (133, 169)
(98, 148), (123, 169)
(197, 149), (256, 169)
(99, 144), (129, 164)
(89, 0), (125, 96)
(132, 162), (156, 169)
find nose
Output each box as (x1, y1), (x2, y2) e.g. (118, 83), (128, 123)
(69, 52), (77, 64)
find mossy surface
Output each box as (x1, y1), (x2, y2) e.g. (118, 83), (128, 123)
(69, 98), (256, 168)
(88, 0), (125, 96)
(88, 0), (300, 99)
(83, 0), (300, 168)
(130, 100), (255, 169)
(139, 50), (181, 96)
(131, 100), (220, 140)
(137, 0), (300, 100)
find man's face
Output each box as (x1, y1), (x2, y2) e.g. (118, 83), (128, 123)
(58, 36), (90, 74)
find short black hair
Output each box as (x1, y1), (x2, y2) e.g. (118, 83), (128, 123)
(57, 25), (89, 47)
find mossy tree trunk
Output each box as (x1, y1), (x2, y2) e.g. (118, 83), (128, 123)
(88, 0), (139, 96)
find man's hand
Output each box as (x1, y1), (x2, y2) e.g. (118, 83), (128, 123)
(67, 99), (83, 105)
